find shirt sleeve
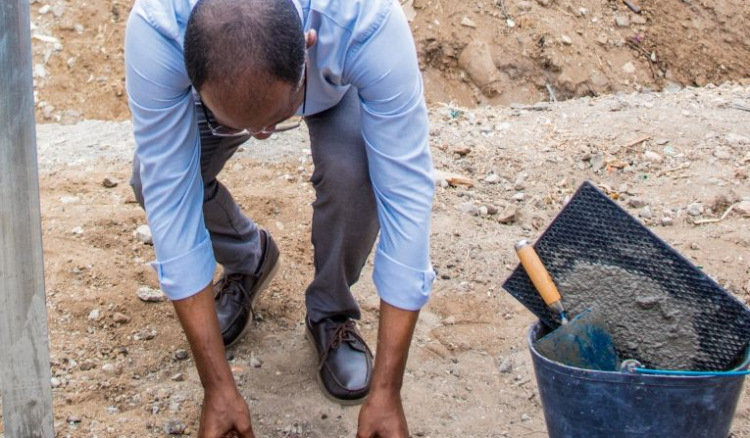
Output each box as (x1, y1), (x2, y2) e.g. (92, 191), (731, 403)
(343, 2), (436, 311)
(125, 13), (216, 300)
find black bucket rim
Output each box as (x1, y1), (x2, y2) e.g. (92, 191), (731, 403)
(527, 321), (750, 382)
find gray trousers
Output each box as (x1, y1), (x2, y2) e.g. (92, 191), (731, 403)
(131, 89), (379, 322)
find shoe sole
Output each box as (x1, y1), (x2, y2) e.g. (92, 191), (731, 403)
(225, 255), (282, 348)
(305, 328), (368, 407)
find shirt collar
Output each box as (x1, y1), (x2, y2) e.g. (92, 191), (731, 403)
(291, 0), (304, 26)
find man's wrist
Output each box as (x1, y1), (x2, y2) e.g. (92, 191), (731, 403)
(201, 366), (236, 392)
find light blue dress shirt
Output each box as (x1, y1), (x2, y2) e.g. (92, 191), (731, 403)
(125, 0), (436, 311)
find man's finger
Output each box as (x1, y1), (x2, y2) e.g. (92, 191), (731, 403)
(236, 424), (255, 438)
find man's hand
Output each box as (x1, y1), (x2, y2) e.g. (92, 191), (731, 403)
(200, 385), (255, 438)
(356, 300), (420, 438)
(172, 284), (255, 438)
(356, 389), (408, 438)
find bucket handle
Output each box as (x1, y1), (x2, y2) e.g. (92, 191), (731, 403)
(621, 359), (750, 377)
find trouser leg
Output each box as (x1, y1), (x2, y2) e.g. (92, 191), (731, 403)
(130, 101), (262, 276)
(304, 88), (380, 323)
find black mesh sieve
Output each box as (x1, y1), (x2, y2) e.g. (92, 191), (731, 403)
(503, 181), (750, 371)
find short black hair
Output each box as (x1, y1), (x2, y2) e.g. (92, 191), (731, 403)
(184, 0), (305, 92)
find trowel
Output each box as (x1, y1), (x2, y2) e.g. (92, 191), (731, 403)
(515, 240), (619, 371)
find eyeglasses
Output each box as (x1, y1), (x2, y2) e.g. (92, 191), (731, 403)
(200, 64), (307, 138)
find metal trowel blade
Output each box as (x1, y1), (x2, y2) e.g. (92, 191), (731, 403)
(534, 308), (619, 371)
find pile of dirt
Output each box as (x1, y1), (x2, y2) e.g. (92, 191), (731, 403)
(27, 0), (750, 122)
(1, 83), (748, 437)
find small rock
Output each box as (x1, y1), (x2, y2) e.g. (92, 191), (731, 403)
(50, 377), (62, 388)
(60, 110), (81, 125)
(458, 41), (499, 91)
(71, 226), (84, 235)
(171, 373), (185, 382)
(714, 149), (733, 160)
(66, 415), (82, 424)
(164, 420), (186, 435)
(484, 174), (501, 184)
(478, 206), (489, 216)
(498, 205), (518, 224)
(250, 353), (263, 368)
(486, 205), (499, 215)
(497, 358), (513, 374)
(38, 4), (50, 15)
(33, 63), (46, 79)
(101, 363), (116, 373)
(628, 197), (646, 209)
(615, 16), (630, 27)
(173, 349), (189, 361)
(453, 146), (471, 156)
(690, 242), (701, 251)
(458, 202), (480, 216)
(591, 154), (605, 172)
(137, 286), (167, 303)
(512, 193), (526, 202)
(560, 35), (573, 46)
(87, 308), (101, 321)
(632, 15), (647, 25)
(135, 225), (153, 245)
(517, 1), (534, 11)
(80, 360), (96, 371)
(446, 175), (475, 188)
(112, 312), (131, 324)
(442, 315), (456, 325)
(644, 151), (663, 163)
(640, 206), (653, 220)
(536, 0), (554, 6)
(514, 174), (526, 191)
(135, 328), (158, 341)
(661, 217), (674, 226)
(687, 203), (704, 217)
(734, 201), (750, 217)
(102, 177), (119, 188)
(460, 17), (477, 28)
(622, 62), (637, 74)
(51, 4), (65, 17)
(521, 413), (531, 422)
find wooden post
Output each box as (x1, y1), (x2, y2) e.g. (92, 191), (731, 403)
(0, 0), (55, 436)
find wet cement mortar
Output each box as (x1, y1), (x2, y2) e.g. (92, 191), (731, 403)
(557, 262), (699, 370)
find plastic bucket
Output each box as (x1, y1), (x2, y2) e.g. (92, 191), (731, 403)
(528, 322), (749, 438)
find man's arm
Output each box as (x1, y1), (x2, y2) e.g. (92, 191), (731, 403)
(357, 302), (419, 438)
(344, 2), (436, 437)
(125, 12), (253, 437)
(173, 285), (254, 438)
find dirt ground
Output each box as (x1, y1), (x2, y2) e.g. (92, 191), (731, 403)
(28, 0), (750, 122)
(1, 83), (749, 437)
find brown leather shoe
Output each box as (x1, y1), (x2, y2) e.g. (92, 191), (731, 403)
(306, 316), (373, 405)
(215, 229), (280, 347)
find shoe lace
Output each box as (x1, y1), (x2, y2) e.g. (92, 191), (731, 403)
(215, 273), (247, 299)
(318, 320), (372, 371)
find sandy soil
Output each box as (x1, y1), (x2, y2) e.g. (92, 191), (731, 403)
(1, 83), (749, 437)
(27, 0), (750, 121)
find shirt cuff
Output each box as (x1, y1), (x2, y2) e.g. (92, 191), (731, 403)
(150, 235), (216, 300)
(373, 250), (436, 311)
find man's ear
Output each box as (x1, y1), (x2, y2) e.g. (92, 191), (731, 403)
(305, 29), (318, 49)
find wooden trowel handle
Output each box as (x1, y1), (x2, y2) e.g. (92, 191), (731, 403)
(515, 240), (562, 307)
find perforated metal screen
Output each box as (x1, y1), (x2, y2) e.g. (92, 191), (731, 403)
(503, 181), (750, 371)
